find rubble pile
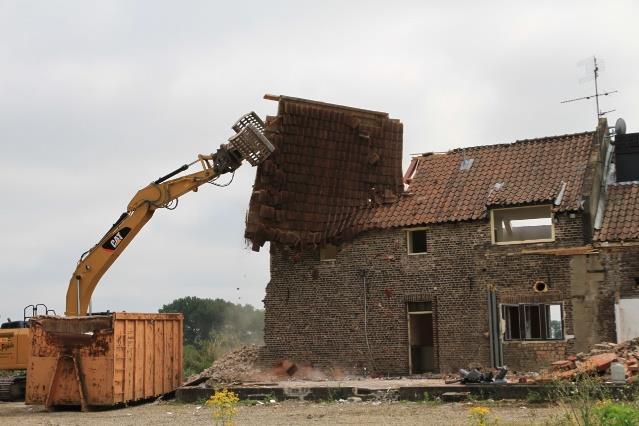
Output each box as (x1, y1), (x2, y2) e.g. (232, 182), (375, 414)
(185, 345), (333, 387)
(540, 338), (639, 383)
(184, 345), (265, 387)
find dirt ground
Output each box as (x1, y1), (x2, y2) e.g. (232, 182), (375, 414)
(0, 400), (563, 425)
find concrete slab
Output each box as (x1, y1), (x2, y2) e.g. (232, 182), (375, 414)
(175, 379), (639, 403)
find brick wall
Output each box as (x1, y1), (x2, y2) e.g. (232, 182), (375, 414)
(602, 248), (639, 298)
(594, 248), (639, 344)
(263, 213), (587, 374)
(502, 341), (570, 371)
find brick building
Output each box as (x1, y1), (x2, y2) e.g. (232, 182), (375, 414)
(246, 95), (636, 374)
(593, 131), (639, 347)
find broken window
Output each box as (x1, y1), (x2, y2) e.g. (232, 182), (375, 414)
(502, 303), (563, 341)
(407, 229), (427, 254)
(319, 244), (337, 261)
(491, 205), (554, 244)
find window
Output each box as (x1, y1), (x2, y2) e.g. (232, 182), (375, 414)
(320, 244), (337, 261)
(407, 229), (427, 254)
(502, 303), (563, 341)
(491, 205), (554, 244)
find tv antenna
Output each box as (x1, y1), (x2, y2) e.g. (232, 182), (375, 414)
(560, 56), (618, 120)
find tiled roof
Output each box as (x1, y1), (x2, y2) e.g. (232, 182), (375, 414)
(362, 132), (596, 228)
(244, 95), (600, 250)
(595, 183), (639, 242)
(245, 95), (404, 251)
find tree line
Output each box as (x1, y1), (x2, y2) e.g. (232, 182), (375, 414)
(159, 296), (264, 377)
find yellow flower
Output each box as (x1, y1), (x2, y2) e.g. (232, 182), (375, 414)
(470, 406), (491, 416)
(206, 389), (240, 424)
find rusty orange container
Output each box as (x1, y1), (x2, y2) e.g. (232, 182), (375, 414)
(25, 312), (183, 410)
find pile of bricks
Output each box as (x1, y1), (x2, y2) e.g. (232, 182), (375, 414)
(185, 346), (337, 387)
(540, 338), (639, 382)
(183, 345), (265, 387)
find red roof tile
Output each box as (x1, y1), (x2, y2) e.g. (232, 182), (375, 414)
(595, 183), (639, 242)
(244, 95), (403, 251)
(363, 132), (596, 228)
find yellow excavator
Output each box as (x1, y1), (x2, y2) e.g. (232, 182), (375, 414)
(0, 305), (55, 400)
(0, 112), (274, 401)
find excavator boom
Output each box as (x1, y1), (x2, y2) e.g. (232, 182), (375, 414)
(64, 112), (274, 316)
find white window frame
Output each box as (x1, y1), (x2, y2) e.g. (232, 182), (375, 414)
(405, 227), (429, 255)
(490, 205), (555, 245)
(501, 302), (564, 342)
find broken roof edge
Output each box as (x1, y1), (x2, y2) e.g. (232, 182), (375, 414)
(264, 94), (392, 119)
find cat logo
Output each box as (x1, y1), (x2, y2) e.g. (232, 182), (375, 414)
(102, 227), (131, 252)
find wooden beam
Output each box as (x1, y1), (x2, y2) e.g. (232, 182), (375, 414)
(520, 245), (598, 256)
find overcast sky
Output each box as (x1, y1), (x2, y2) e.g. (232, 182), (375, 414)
(1, 1), (637, 320)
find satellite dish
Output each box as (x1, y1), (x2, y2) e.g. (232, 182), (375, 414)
(615, 118), (627, 135)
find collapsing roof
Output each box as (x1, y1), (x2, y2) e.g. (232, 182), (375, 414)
(245, 95), (603, 250)
(245, 95), (404, 251)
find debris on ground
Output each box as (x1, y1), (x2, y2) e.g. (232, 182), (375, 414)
(185, 345), (341, 387)
(184, 345), (265, 386)
(539, 337), (639, 383)
(185, 339), (639, 389)
(458, 366), (508, 384)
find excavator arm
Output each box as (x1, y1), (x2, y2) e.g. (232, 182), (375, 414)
(64, 112), (274, 316)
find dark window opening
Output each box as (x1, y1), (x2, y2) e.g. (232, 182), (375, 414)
(408, 302), (432, 312)
(502, 303), (563, 341)
(504, 305), (521, 340)
(408, 230), (427, 254)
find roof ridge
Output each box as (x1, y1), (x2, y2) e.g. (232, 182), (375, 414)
(445, 131), (595, 155)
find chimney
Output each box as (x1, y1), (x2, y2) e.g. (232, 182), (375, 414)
(615, 132), (639, 182)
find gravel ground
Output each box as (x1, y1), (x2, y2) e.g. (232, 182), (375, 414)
(0, 400), (563, 425)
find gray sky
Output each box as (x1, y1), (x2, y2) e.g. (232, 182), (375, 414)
(1, 1), (637, 320)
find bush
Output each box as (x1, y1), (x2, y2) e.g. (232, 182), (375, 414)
(551, 375), (610, 426)
(592, 402), (639, 426)
(183, 344), (215, 378)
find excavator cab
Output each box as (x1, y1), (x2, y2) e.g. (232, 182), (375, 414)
(0, 304), (55, 401)
(0, 320), (28, 330)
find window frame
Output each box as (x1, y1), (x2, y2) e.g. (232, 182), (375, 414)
(501, 302), (564, 342)
(490, 204), (555, 245)
(406, 228), (429, 255)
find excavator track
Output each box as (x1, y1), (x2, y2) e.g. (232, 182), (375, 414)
(0, 375), (26, 401)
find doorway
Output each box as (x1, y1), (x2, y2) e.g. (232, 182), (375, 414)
(407, 302), (435, 374)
